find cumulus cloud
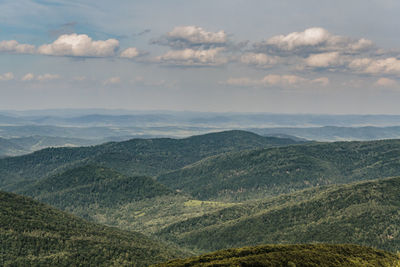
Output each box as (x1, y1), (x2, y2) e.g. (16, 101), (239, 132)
(104, 76), (121, 85)
(0, 40), (35, 54)
(0, 72), (14, 81)
(120, 47), (139, 59)
(348, 57), (400, 76)
(153, 26), (227, 49)
(253, 27), (374, 55)
(222, 74), (329, 88)
(157, 48), (227, 66)
(37, 34), (119, 57)
(374, 77), (398, 87)
(240, 52), (279, 67)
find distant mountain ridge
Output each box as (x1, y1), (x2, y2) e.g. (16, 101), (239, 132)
(0, 130), (302, 189)
(158, 139), (400, 200)
(253, 125), (400, 141)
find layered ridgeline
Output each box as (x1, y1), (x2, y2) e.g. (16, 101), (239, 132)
(156, 244), (400, 267)
(0, 191), (186, 266)
(157, 176), (400, 253)
(0, 130), (301, 189)
(158, 139), (400, 200)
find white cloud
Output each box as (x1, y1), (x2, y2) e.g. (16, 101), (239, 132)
(37, 34), (119, 57)
(349, 57), (400, 76)
(120, 47), (139, 59)
(0, 72), (14, 81)
(305, 52), (343, 68)
(36, 74), (60, 81)
(104, 76), (121, 85)
(240, 53), (279, 67)
(0, 40), (35, 54)
(21, 73), (35, 81)
(374, 77), (398, 87)
(222, 74), (329, 88)
(157, 48), (227, 66)
(254, 27), (374, 55)
(267, 27), (331, 51)
(156, 26), (227, 49)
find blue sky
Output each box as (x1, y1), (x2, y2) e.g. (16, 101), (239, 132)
(1, 0), (400, 113)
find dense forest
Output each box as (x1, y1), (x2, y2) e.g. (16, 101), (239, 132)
(0, 191), (186, 266)
(158, 176), (400, 253)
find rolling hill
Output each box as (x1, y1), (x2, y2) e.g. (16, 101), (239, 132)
(0, 130), (301, 189)
(156, 244), (399, 267)
(157, 176), (400, 253)
(12, 165), (233, 235)
(158, 139), (400, 200)
(0, 191), (186, 266)
(0, 137), (26, 157)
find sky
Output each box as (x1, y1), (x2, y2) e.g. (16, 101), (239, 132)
(1, 0), (400, 114)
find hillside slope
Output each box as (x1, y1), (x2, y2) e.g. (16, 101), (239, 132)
(0, 130), (300, 188)
(158, 139), (400, 200)
(0, 191), (185, 266)
(17, 165), (173, 211)
(158, 176), (400, 253)
(156, 244), (399, 267)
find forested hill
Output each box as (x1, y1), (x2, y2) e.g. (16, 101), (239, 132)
(0, 130), (301, 188)
(156, 244), (399, 267)
(17, 165), (173, 211)
(158, 176), (400, 253)
(0, 191), (186, 266)
(158, 139), (400, 200)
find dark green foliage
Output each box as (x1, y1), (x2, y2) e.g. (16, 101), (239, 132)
(18, 165), (173, 210)
(0, 130), (300, 188)
(156, 244), (399, 267)
(157, 177), (400, 253)
(0, 191), (186, 266)
(158, 139), (400, 200)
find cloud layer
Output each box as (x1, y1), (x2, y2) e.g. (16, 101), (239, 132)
(223, 74), (329, 88)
